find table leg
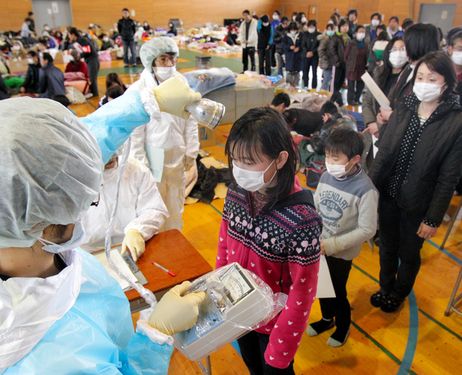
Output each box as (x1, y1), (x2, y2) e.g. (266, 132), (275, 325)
(445, 266), (462, 316)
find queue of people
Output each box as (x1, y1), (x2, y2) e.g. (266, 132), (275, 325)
(0, 5), (462, 375)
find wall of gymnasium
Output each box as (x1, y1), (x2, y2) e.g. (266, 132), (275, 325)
(275, 0), (462, 29)
(0, 0), (276, 31)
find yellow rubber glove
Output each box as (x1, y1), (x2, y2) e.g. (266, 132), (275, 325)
(153, 75), (202, 119)
(149, 281), (207, 335)
(121, 229), (145, 262)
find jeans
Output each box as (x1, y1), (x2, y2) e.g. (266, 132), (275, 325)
(258, 48), (272, 76)
(321, 68), (333, 91)
(86, 56), (100, 96)
(122, 39), (136, 65)
(286, 71), (300, 87)
(319, 256), (352, 335)
(275, 51), (285, 76)
(238, 331), (295, 375)
(378, 197), (425, 298)
(347, 79), (365, 104)
(242, 47), (256, 72)
(302, 55), (319, 89)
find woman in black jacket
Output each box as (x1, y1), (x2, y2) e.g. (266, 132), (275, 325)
(301, 20), (321, 90)
(369, 51), (462, 313)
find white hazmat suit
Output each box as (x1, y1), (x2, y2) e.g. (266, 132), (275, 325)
(128, 37), (199, 231)
(81, 157), (168, 252)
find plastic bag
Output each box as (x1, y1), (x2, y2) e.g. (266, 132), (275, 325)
(173, 262), (287, 361)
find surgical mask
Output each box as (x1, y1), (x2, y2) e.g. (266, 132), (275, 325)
(451, 51), (462, 66)
(38, 221), (85, 253)
(371, 19), (380, 27)
(154, 66), (176, 81)
(27, 58), (34, 64)
(326, 30), (335, 37)
(263, 22), (270, 27)
(308, 27), (316, 33)
(103, 36), (109, 42)
(325, 162), (347, 179)
(356, 32), (365, 41)
(232, 160), (276, 192)
(273, 14), (279, 20)
(389, 50), (408, 68)
(301, 17), (307, 23)
(413, 82), (443, 102)
(290, 30), (297, 36)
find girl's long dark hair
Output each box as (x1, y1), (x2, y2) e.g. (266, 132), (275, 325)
(225, 108), (298, 203)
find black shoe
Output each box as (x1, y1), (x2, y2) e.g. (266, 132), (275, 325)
(124, 64), (129, 68)
(381, 295), (404, 313)
(370, 291), (387, 307)
(306, 318), (335, 336)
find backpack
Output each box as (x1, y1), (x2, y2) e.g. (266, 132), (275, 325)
(305, 154), (326, 189)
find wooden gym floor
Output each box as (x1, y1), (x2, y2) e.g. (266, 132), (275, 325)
(68, 56), (461, 375)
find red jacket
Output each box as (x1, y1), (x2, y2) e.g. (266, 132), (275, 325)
(216, 182), (321, 369)
(65, 60), (89, 80)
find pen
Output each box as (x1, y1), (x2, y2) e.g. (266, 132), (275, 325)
(152, 262), (176, 277)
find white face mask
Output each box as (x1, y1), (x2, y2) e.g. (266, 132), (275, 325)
(451, 51), (462, 66)
(154, 66), (176, 81)
(301, 17), (307, 23)
(325, 162), (347, 179)
(27, 58), (34, 64)
(308, 27), (316, 33)
(290, 30), (297, 36)
(38, 221), (85, 254)
(232, 160), (276, 192)
(356, 32), (366, 41)
(371, 19), (380, 27)
(389, 50), (408, 68)
(263, 22), (270, 27)
(413, 82), (443, 102)
(273, 14), (279, 20)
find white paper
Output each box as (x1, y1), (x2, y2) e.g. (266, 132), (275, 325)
(361, 71), (391, 110)
(51, 2), (59, 14)
(372, 134), (379, 157)
(146, 146), (164, 182)
(94, 249), (138, 290)
(316, 255), (336, 298)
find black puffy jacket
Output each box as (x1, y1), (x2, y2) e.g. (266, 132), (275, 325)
(370, 93), (462, 226)
(117, 17), (136, 41)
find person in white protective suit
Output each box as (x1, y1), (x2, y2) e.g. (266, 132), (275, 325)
(0, 77), (206, 373)
(128, 37), (199, 231)
(81, 153), (168, 261)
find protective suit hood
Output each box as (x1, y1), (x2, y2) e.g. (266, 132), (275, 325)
(140, 37), (179, 71)
(0, 98), (102, 248)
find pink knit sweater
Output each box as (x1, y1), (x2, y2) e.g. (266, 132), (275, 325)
(216, 183), (321, 369)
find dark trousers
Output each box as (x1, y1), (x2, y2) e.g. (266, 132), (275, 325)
(238, 331), (295, 375)
(258, 48), (272, 76)
(319, 256), (352, 335)
(86, 57), (100, 96)
(378, 197), (425, 298)
(332, 63), (346, 106)
(242, 47), (256, 72)
(302, 55), (319, 89)
(347, 79), (365, 104)
(122, 39), (136, 65)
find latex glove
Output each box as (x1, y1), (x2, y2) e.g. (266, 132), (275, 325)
(185, 156), (196, 171)
(122, 229), (145, 261)
(149, 281), (207, 335)
(153, 75), (202, 119)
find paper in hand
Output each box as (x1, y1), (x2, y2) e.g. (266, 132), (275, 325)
(361, 72), (391, 110)
(316, 255), (336, 298)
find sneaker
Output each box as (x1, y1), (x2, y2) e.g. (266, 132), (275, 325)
(370, 291), (387, 307)
(306, 318), (335, 336)
(327, 329), (350, 347)
(380, 295), (404, 313)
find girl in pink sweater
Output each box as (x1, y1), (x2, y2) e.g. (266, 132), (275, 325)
(216, 108), (322, 374)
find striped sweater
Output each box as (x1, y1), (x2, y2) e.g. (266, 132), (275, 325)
(216, 182), (321, 369)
